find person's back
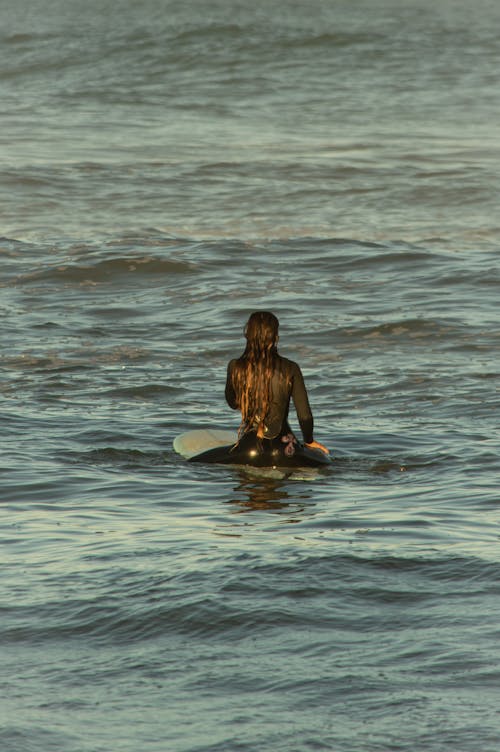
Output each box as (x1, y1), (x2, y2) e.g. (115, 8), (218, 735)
(226, 352), (313, 443)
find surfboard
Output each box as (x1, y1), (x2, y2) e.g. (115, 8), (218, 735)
(173, 428), (237, 459)
(173, 428), (331, 478)
(173, 428), (327, 480)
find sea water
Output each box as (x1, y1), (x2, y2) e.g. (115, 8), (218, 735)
(1, 1), (500, 750)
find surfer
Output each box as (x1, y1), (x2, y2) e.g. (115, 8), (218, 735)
(190, 311), (330, 466)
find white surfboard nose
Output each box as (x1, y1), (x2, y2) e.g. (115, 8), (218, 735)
(173, 429), (238, 459)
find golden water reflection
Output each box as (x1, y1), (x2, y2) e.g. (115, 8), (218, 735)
(226, 470), (315, 514)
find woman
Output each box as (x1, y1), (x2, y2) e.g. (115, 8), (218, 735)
(190, 311), (330, 467)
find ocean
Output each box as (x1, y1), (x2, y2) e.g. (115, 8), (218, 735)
(1, 0), (499, 750)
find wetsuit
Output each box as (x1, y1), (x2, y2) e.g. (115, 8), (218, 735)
(189, 355), (330, 467)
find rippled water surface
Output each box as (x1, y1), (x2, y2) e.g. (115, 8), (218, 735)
(1, 1), (500, 750)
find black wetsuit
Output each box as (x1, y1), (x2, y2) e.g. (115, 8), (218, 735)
(189, 355), (330, 467)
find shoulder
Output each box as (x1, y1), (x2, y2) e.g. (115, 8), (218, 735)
(277, 356), (302, 375)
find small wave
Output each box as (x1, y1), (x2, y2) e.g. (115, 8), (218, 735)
(76, 448), (166, 467)
(172, 24), (381, 51)
(0, 727), (72, 752)
(0, 236), (32, 247)
(344, 248), (440, 269)
(265, 238), (438, 270)
(4, 346), (149, 373)
(104, 384), (184, 400)
(258, 551), (500, 588)
(429, 268), (500, 289)
(0, 592), (336, 645)
(173, 23), (249, 48)
(3, 353), (91, 372)
(283, 30), (385, 50)
(2, 31), (58, 45)
(16, 255), (193, 286)
(336, 317), (458, 344)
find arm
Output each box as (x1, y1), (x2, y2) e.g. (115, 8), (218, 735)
(290, 362), (314, 444)
(292, 362), (329, 454)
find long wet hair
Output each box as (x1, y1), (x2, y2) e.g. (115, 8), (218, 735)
(231, 311), (280, 438)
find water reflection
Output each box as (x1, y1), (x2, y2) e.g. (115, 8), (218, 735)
(226, 471), (314, 513)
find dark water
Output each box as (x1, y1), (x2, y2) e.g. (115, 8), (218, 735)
(1, 1), (500, 750)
